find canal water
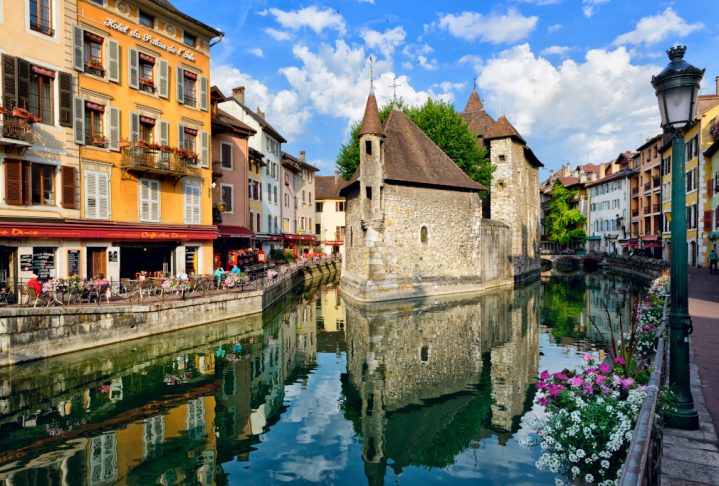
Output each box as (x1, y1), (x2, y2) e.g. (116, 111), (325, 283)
(0, 271), (646, 485)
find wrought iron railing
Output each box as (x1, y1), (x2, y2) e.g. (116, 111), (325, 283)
(30, 15), (54, 36)
(1, 114), (34, 143)
(121, 145), (200, 176)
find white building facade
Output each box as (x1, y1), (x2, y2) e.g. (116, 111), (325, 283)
(587, 173), (631, 254)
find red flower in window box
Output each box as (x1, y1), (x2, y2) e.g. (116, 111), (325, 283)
(140, 79), (156, 89)
(147, 143), (161, 150)
(160, 145), (175, 154)
(177, 148), (199, 160)
(11, 107), (34, 121)
(92, 136), (108, 147)
(132, 140), (149, 148)
(0, 106), (8, 115)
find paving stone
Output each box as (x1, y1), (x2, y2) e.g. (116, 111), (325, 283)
(661, 457), (719, 485)
(663, 434), (719, 452)
(663, 446), (719, 467)
(661, 476), (717, 486)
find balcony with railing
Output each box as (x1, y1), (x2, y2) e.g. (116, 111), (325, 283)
(653, 204), (660, 213)
(0, 112), (34, 146)
(632, 209), (639, 218)
(631, 186), (639, 197)
(643, 206), (651, 215)
(644, 182), (651, 191)
(121, 144), (200, 179)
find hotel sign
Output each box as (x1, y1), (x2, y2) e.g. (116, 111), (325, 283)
(104, 18), (197, 62)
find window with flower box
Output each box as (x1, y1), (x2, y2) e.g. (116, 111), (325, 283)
(84, 32), (104, 76)
(84, 102), (105, 147)
(29, 65), (54, 124)
(139, 116), (155, 143)
(183, 71), (197, 107)
(138, 53), (155, 94)
(30, 0), (54, 36)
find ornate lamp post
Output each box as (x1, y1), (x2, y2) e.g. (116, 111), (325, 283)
(651, 45), (704, 429)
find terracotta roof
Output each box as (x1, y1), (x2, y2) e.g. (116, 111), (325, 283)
(580, 163), (600, 173)
(486, 115), (526, 143)
(557, 176), (580, 187)
(359, 92), (384, 137)
(315, 176), (348, 199)
(214, 108), (256, 136)
(281, 152), (318, 172)
(524, 146), (544, 168)
(343, 108), (486, 194)
(459, 91), (497, 141)
(585, 169), (634, 188)
(636, 133), (663, 152)
(464, 90), (484, 112)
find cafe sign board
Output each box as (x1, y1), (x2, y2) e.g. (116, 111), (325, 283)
(105, 17), (197, 62)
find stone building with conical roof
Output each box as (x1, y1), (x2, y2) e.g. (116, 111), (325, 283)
(460, 89), (543, 280)
(340, 92), (515, 302)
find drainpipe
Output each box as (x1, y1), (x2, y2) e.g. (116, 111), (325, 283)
(210, 33), (224, 48)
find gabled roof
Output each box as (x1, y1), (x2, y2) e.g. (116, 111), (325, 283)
(315, 176), (348, 199)
(214, 108), (256, 137)
(585, 169), (634, 188)
(225, 98), (287, 143)
(697, 94), (719, 118)
(636, 133), (663, 152)
(557, 176), (581, 188)
(281, 152), (318, 172)
(342, 106), (486, 194)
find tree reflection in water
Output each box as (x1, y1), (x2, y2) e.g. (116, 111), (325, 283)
(0, 272), (645, 485)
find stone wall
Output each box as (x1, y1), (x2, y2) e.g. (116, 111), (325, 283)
(342, 183), (514, 301)
(489, 138), (541, 281)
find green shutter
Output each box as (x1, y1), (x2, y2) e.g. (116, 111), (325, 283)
(73, 25), (84, 72)
(158, 60), (169, 98)
(108, 40), (120, 83)
(128, 48), (139, 89)
(109, 106), (120, 151)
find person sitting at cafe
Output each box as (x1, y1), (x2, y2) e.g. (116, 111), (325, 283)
(231, 264), (242, 275)
(214, 265), (225, 284)
(177, 271), (188, 280)
(27, 273), (43, 296)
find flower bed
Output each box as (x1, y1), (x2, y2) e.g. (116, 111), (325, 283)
(530, 275), (668, 485)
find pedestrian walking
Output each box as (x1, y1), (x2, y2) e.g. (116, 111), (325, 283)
(710, 246), (718, 275)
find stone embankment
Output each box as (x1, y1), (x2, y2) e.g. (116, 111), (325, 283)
(0, 261), (339, 367)
(607, 255), (668, 280)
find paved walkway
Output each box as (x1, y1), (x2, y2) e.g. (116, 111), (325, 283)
(661, 268), (719, 485)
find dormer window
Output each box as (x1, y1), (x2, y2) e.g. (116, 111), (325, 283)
(139, 10), (154, 28)
(183, 32), (196, 47)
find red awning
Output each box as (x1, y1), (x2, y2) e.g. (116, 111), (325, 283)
(217, 225), (254, 238)
(323, 240), (344, 246)
(623, 241), (638, 246)
(0, 222), (218, 241)
(645, 243), (662, 248)
(641, 235), (659, 241)
(283, 234), (317, 242)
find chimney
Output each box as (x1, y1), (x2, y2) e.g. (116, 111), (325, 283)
(334, 170), (340, 184)
(232, 86), (245, 104)
(299, 151), (305, 162)
(256, 107), (264, 119)
(716, 75), (719, 95)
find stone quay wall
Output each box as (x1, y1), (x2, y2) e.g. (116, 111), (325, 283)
(0, 261), (339, 367)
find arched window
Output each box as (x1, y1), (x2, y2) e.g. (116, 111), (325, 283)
(420, 226), (428, 243)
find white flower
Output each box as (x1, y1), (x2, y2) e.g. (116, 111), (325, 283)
(585, 474), (595, 483)
(571, 466), (580, 476)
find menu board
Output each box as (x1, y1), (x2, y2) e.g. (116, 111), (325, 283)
(185, 248), (197, 274)
(67, 250), (80, 276)
(20, 254), (32, 272)
(32, 249), (55, 278)
(108, 250), (118, 263)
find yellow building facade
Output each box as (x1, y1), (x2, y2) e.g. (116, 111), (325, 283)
(71, 0), (221, 279)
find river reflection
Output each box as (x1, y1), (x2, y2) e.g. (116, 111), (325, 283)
(0, 272), (645, 485)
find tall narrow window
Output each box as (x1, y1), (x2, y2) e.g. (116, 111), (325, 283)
(84, 102), (105, 147)
(220, 142), (232, 169)
(139, 53), (156, 93)
(84, 32), (104, 76)
(30, 0), (53, 36)
(220, 184), (233, 213)
(139, 116), (155, 143)
(420, 226), (428, 243)
(31, 164), (56, 206)
(183, 71), (197, 106)
(365, 140), (372, 155)
(29, 66), (54, 124)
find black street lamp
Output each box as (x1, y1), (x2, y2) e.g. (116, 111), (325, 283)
(651, 45), (704, 430)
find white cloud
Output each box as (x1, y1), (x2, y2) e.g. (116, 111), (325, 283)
(358, 0), (375, 3)
(613, 8), (704, 47)
(248, 47), (264, 58)
(436, 9), (538, 44)
(265, 28), (291, 41)
(517, 0), (561, 4)
(262, 6), (346, 36)
(540, 45), (570, 56)
(547, 23), (562, 33)
(401, 43), (438, 70)
(582, 0), (610, 18)
(473, 44), (660, 168)
(360, 26), (406, 58)
(211, 64), (311, 139)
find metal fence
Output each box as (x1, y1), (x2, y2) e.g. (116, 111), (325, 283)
(619, 299), (669, 486)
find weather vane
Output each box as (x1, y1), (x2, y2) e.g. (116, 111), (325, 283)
(389, 77), (401, 102)
(369, 56), (374, 93)
(473, 76), (477, 91)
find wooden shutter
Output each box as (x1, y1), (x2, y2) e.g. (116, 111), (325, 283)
(704, 211), (713, 231)
(16, 58), (30, 110)
(184, 180), (192, 224)
(192, 182), (201, 224)
(158, 60), (168, 98)
(97, 172), (109, 219)
(128, 48), (139, 89)
(176, 66), (184, 104)
(199, 75), (208, 111)
(61, 166), (77, 209)
(177, 124), (185, 148)
(709, 179), (714, 197)
(84, 171), (97, 218)
(150, 180), (160, 222)
(109, 106), (120, 151)
(139, 179), (150, 221)
(72, 25), (84, 71)
(58, 72), (73, 127)
(159, 120), (169, 145)
(184, 180), (200, 224)
(129, 112), (139, 142)
(4, 159), (23, 205)
(22, 161), (31, 206)
(108, 39), (120, 83)
(200, 130), (209, 167)
(73, 95), (85, 144)
(2, 54), (16, 109)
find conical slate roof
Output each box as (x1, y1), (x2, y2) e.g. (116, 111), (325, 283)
(459, 91), (497, 141)
(359, 92), (384, 137)
(463, 90), (484, 112)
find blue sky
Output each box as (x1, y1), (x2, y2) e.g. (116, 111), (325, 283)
(173, 0), (718, 176)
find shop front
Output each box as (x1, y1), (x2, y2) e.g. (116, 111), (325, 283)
(640, 235), (662, 259)
(283, 234), (318, 256)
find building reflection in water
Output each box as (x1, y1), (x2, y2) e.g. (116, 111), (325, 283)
(341, 284), (540, 485)
(0, 274), (644, 485)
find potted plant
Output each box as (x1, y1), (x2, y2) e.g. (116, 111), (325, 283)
(91, 135), (108, 147)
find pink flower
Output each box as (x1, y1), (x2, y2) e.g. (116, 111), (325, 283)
(553, 372), (569, 381)
(614, 357), (625, 365)
(538, 397), (549, 407)
(540, 370), (550, 380)
(586, 368), (597, 375)
(583, 385), (594, 394)
(621, 377), (635, 389)
(571, 377), (584, 387)
(583, 354), (592, 362)
(599, 363), (611, 374)
(537, 381), (548, 391)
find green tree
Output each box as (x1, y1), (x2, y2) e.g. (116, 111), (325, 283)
(545, 182), (586, 246)
(336, 99), (493, 187)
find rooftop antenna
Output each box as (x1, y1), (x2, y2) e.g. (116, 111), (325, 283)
(389, 76), (401, 102)
(369, 56), (375, 93)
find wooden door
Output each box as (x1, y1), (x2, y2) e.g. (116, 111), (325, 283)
(87, 248), (107, 278)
